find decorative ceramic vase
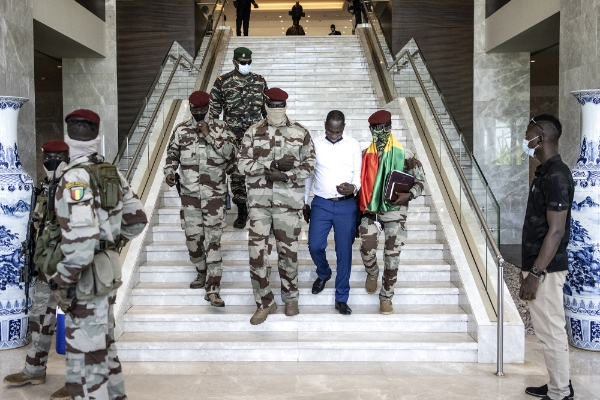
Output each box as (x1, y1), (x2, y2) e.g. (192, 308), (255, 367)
(0, 96), (34, 349)
(564, 89), (600, 351)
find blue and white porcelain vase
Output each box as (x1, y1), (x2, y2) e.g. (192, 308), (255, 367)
(564, 89), (600, 351)
(0, 96), (34, 349)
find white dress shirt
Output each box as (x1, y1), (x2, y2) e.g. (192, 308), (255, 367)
(304, 134), (362, 204)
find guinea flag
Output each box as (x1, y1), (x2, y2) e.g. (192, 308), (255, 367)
(358, 135), (405, 213)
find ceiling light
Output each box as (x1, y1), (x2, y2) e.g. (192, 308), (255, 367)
(531, 60), (535, 63)
(57, 65), (62, 68)
(344, 26), (347, 28)
(41, 77), (46, 80)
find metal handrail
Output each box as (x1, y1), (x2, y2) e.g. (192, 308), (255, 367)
(114, 0), (227, 178)
(360, 4), (506, 376)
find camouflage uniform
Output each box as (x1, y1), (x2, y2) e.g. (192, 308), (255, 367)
(359, 148), (426, 301)
(22, 179), (59, 378)
(210, 71), (268, 205)
(51, 155), (148, 400)
(238, 118), (315, 307)
(164, 116), (237, 294)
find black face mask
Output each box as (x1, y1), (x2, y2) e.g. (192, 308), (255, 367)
(43, 159), (64, 171)
(192, 113), (206, 122)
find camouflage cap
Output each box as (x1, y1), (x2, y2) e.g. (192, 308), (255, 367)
(234, 47), (252, 59)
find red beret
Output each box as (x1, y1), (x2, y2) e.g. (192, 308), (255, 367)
(368, 110), (392, 125)
(265, 88), (288, 102)
(65, 109), (100, 125)
(41, 140), (69, 153)
(189, 91), (210, 108)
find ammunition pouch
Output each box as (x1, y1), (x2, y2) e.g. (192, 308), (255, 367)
(76, 247), (122, 301)
(34, 220), (63, 277)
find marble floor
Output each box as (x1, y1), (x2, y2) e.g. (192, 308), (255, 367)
(1, 335), (598, 400)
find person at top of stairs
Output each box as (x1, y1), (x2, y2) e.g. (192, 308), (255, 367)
(164, 91), (238, 306)
(238, 88), (316, 325)
(210, 46), (268, 229)
(357, 110), (426, 315)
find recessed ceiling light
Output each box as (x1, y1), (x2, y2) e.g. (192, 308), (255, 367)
(57, 65), (62, 68)
(279, 15), (282, 17)
(41, 77), (46, 80)
(344, 26), (347, 28)
(531, 60), (535, 63)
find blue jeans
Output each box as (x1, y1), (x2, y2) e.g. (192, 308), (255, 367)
(308, 195), (358, 302)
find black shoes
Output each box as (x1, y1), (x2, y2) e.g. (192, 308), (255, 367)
(335, 301), (352, 315)
(233, 203), (248, 229)
(525, 380), (574, 399)
(311, 269), (332, 294)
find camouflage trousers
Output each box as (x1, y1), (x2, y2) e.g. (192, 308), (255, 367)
(65, 289), (126, 400)
(228, 134), (247, 205)
(180, 194), (226, 294)
(359, 210), (407, 301)
(248, 207), (302, 308)
(22, 277), (57, 378)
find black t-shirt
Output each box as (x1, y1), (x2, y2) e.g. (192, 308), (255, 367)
(521, 154), (574, 272)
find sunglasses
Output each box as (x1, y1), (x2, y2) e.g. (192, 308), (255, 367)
(370, 123), (391, 131)
(236, 60), (252, 65)
(529, 118), (545, 134)
(267, 102), (286, 108)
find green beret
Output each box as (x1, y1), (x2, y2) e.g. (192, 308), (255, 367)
(234, 47), (252, 59)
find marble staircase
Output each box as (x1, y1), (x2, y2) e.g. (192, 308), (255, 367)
(116, 36), (480, 362)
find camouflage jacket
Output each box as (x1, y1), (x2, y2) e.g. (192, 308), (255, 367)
(51, 155), (148, 286)
(164, 116), (237, 198)
(209, 71), (268, 135)
(238, 118), (316, 210)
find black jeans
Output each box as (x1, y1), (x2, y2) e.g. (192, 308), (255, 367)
(236, 7), (251, 36)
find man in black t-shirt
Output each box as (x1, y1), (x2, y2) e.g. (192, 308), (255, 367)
(520, 114), (575, 400)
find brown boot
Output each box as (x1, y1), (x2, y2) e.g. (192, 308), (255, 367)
(50, 386), (71, 400)
(3, 372), (46, 386)
(365, 275), (378, 294)
(380, 300), (393, 315)
(204, 293), (225, 307)
(250, 302), (277, 325)
(189, 273), (206, 289)
(285, 301), (299, 316)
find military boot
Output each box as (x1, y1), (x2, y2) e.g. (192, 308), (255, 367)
(250, 302), (277, 325)
(285, 301), (299, 316)
(50, 386), (71, 400)
(365, 274), (378, 294)
(190, 273), (206, 289)
(3, 372), (46, 386)
(380, 300), (393, 315)
(233, 203), (248, 229)
(204, 293), (225, 307)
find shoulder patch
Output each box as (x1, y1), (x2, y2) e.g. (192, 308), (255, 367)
(217, 76), (222, 80)
(66, 181), (87, 201)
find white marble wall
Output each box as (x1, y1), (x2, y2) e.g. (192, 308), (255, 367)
(62, 0), (118, 161)
(559, 0), (600, 168)
(473, 0), (530, 245)
(0, 0), (36, 181)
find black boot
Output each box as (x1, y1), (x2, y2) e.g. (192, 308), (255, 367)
(233, 203), (248, 229)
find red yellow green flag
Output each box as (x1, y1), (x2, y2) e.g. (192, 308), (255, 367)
(358, 135), (405, 213)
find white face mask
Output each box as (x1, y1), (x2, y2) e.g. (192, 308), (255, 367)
(43, 161), (68, 181)
(237, 63), (252, 75)
(522, 136), (540, 158)
(65, 135), (101, 161)
(265, 105), (287, 127)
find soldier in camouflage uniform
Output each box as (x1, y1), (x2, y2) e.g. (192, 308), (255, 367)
(48, 109), (148, 400)
(358, 110), (425, 315)
(3, 140), (71, 400)
(164, 91), (237, 305)
(238, 88), (315, 325)
(210, 46), (268, 229)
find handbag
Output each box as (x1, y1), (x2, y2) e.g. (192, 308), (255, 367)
(384, 170), (414, 202)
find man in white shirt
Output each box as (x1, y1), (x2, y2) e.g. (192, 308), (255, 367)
(304, 110), (362, 315)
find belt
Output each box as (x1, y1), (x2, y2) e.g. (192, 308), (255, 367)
(325, 194), (354, 202)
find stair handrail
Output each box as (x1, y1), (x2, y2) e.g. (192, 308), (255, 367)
(361, 1), (507, 376)
(113, 0), (227, 178)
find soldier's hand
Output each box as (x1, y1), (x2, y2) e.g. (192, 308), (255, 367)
(392, 192), (411, 206)
(197, 120), (209, 136)
(265, 168), (287, 182)
(336, 183), (355, 196)
(303, 204), (311, 223)
(50, 285), (76, 313)
(276, 156), (295, 172)
(165, 174), (177, 187)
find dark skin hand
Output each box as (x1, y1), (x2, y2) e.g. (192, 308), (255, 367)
(270, 156), (294, 172)
(302, 204), (310, 223)
(336, 183), (354, 196)
(392, 192), (412, 206)
(519, 209), (567, 301)
(265, 167), (287, 182)
(165, 174), (176, 187)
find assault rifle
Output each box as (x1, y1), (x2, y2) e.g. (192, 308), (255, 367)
(20, 187), (40, 314)
(175, 172), (181, 196)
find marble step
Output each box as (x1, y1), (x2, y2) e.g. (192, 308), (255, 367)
(115, 331), (477, 362)
(138, 259), (451, 283)
(150, 221), (438, 242)
(123, 304), (468, 333)
(144, 240), (445, 261)
(131, 281), (459, 306)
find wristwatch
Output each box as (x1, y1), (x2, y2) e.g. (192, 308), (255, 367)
(48, 278), (59, 291)
(283, 174), (289, 183)
(409, 192), (415, 201)
(530, 265), (546, 281)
